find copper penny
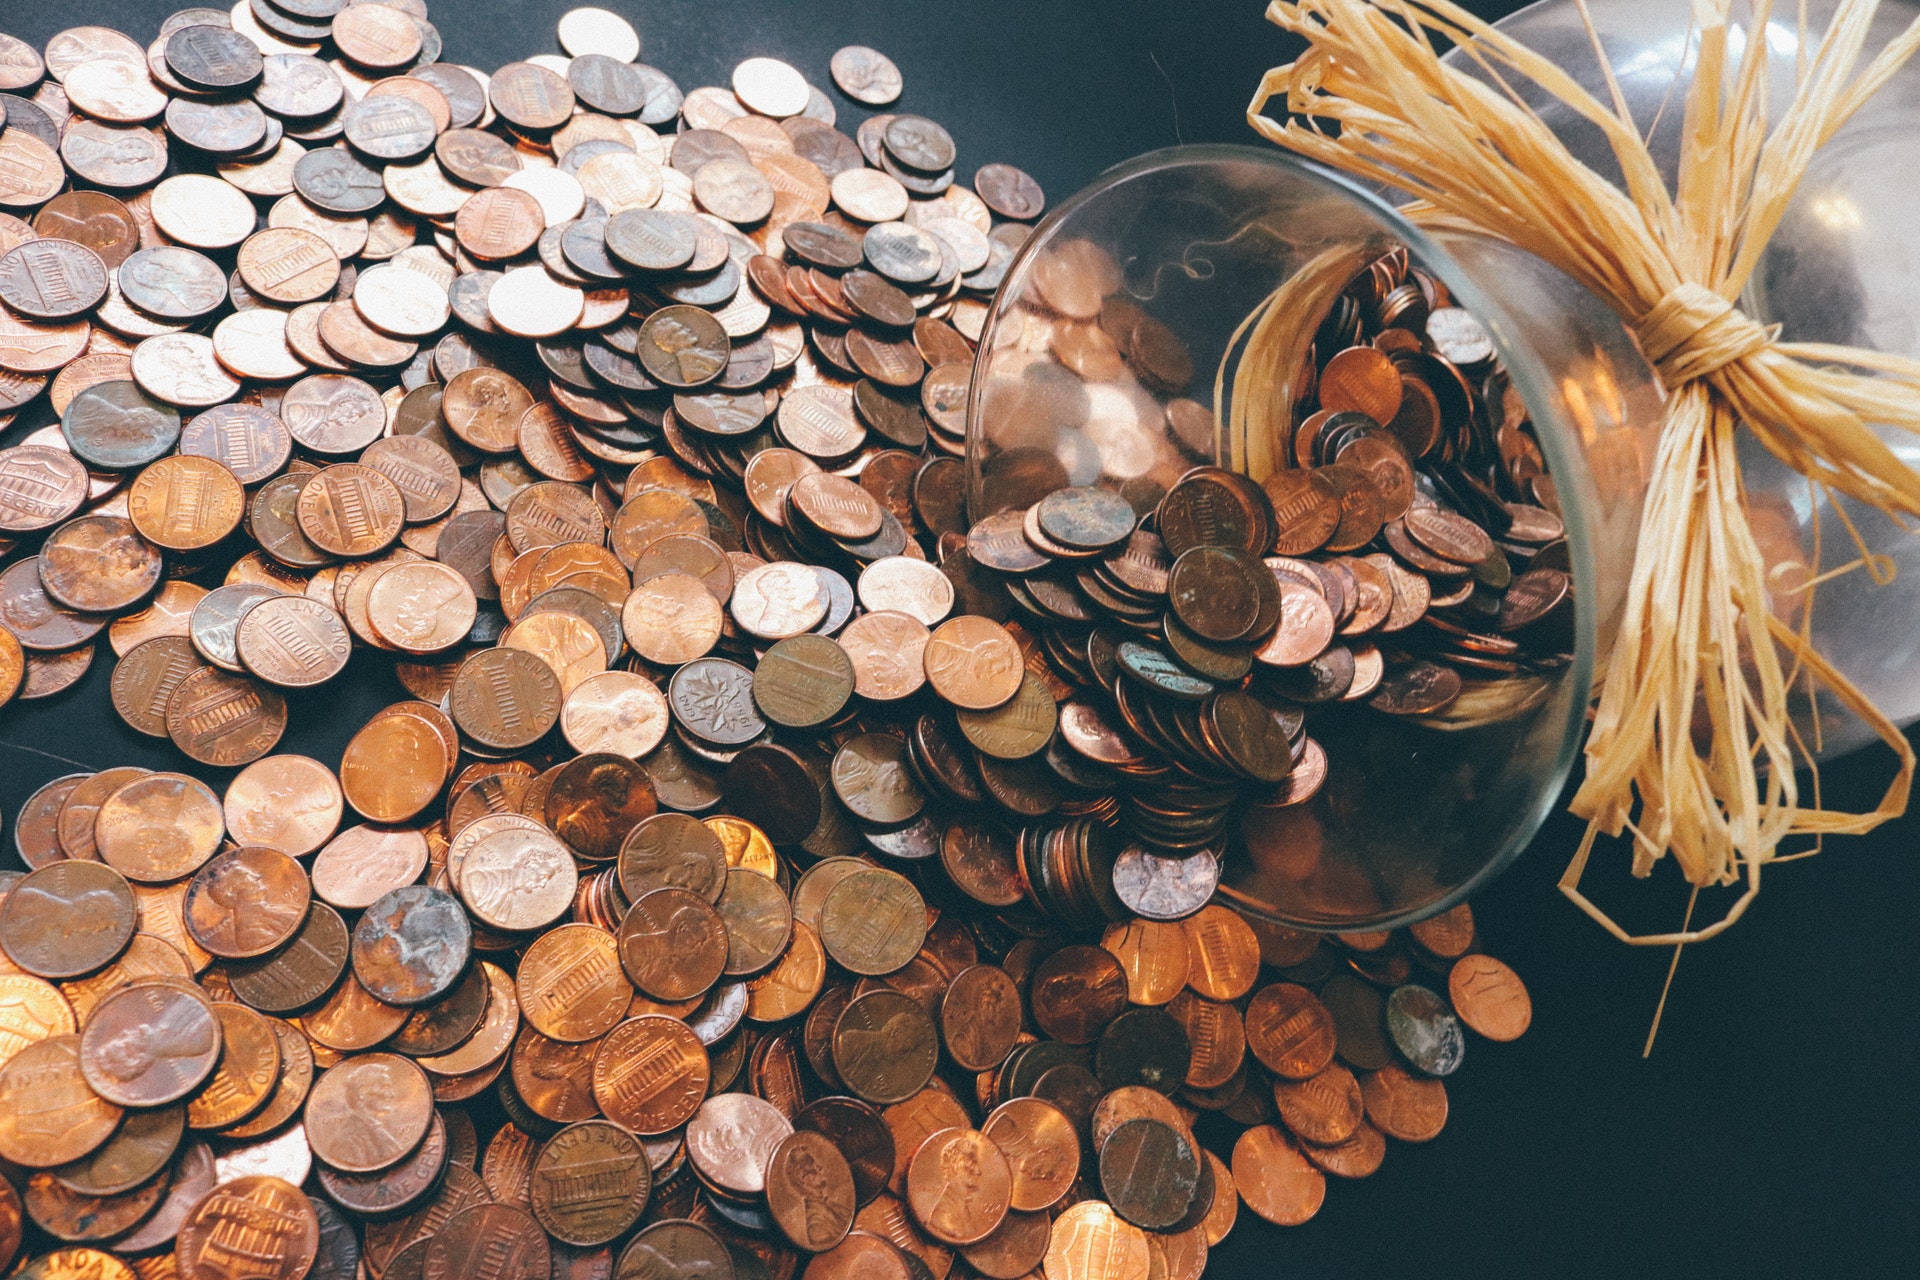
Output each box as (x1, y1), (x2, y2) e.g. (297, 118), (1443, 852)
(1447, 954), (1532, 1042)
(518, 924), (631, 1044)
(617, 887), (727, 1002)
(832, 989), (937, 1106)
(182, 845), (309, 960)
(78, 981), (220, 1106)
(1245, 982), (1338, 1080)
(905, 1126), (1011, 1246)
(0, 861), (138, 980)
(1230, 1124), (1325, 1226)
(304, 1052), (433, 1173)
(1030, 944), (1128, 1045)
(529, 1119), (652, 1246)
(185, 1002), (281, 1132)
(173, 1175), (318, 1280)
(297, 463), (407, 558)
(451, 646), (562, 751)
(590, 1014), (708, 1134)
(311, 824), (430, 912)
(922, 615), (1023, 710)
(35, 516), (159, 614)
(0, 1034), (124, 1169)
(92, 771), (224, 883)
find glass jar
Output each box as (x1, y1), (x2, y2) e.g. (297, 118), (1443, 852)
(1471, 0), (1920, 758)
(966, 144), (1666, 930)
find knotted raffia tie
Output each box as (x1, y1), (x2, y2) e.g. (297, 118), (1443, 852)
(1246, 0), (1920, 962)
(1631, 283), (1776, 387)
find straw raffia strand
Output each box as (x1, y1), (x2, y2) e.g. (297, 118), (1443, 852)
(1245, 0), (1920, 943)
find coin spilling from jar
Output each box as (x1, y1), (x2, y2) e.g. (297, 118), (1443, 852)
(0, 5), (1534, 1279)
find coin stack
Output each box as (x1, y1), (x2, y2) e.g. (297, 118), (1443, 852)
(0, 6), (1536, 1280)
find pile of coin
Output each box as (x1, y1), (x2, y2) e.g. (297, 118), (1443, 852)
(0, 4), (1538, 1279)
(952, 244), (1576, 858)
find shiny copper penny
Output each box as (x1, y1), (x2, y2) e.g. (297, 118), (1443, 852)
(92, 772), (224, 884)
(339, 711), (450, 825)
(185, 1001), (281, 1132)
(1245, 982), (1337, 1080)
(518, 924), (631, 1043)
(1447, 954), (1532, 1042)
(0, 1035), (123, 1169)
(1230, 1123), (1325, 1226)
(1046, 1200), (1149, 1280)
(297, 463), (407, 558)
(175, 1175), (318, 1280)
(183, 845), (309, 960)
(233, 595), (353, 688)
(590, 1014), (708, 1135)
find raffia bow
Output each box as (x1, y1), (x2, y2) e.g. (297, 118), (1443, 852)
(1247, 0), (1920, 945)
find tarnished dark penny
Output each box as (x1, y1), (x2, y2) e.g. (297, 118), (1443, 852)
(389, 961), (491, 1058)
(1030, 945), (1128, 1045)
(49, 1102), (182, 1198)
(832, 988), (937, 1105)
(352, 885), (472, 1007)
(615, 1220), (731, 1280)
(1098, 1117), (1200, 1230)
(62, 380), (181, 470)
(164, 23), (263, 91)
(294, 147), (387, 215)
(715, 867), (794, 977)
(751, 634), (855, 728)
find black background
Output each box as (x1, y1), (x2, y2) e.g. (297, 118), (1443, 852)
(2, 2), (1916, 1276)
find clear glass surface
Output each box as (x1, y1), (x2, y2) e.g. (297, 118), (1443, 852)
(968, 145), (1665, 930)
(1473, 0), (1920, 758)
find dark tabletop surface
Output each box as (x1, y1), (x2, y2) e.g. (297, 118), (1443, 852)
(0, 2), (1914, 1276)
